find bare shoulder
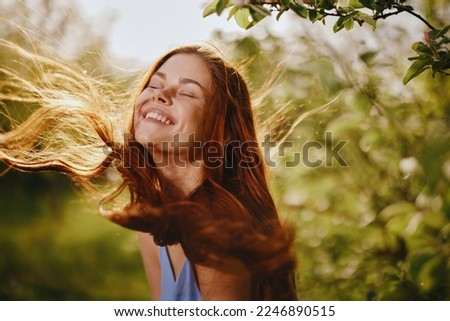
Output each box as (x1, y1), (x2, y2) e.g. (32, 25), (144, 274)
(196, 257), (251, 300)
(138, 232), (159, 257)
(137, 232), (161, 300)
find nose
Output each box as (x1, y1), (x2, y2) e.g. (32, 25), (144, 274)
(152, 88), (172, 105)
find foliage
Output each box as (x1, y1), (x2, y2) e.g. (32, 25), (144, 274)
(405, 25), (450, 84)
(203, 0), (450, 83)
(210, 3), (449, 297)
(1, 0), (449, 301)
(0, 0), (148, 300)
(0, 170), (148, 300)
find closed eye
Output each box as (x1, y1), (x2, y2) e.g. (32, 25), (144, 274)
(177, 91), (195, 98)
(147, 80), (162, 89)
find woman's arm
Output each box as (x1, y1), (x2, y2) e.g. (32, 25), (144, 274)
(195, 257), (252, 300)
(137, 232), (161, 300)
(138, 232), (251, 300)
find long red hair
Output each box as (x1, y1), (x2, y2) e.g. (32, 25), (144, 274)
(0, 42), (297, 300)
(110, 46), (297, 300)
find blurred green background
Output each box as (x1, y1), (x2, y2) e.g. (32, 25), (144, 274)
(1, 0), (449, 300)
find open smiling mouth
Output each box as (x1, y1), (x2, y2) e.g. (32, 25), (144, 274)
(144, 111), (174, 125)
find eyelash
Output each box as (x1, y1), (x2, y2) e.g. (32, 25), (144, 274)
(148, 85), (195, 98)
(177, 91), (195, 98)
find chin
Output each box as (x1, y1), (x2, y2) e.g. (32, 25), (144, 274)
(135, 133), (169, 148)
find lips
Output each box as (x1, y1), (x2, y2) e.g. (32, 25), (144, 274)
(141, 107), (175, 125)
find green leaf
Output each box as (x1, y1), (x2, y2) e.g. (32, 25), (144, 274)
(309, 9), (318, 22)
(436, 24), (450, 38)
(216, 0), (230, 16)
(250, 10), (266, 23)
(344, 17), (354, 30)
(428, 30), (440, 40)
(358, 0), (374, 9)
(419, 135), (450, 190)
(357, 12), (376, 30)
(416, 255), (447, 292)
(276, 10), (285, 21)
(333, 16), (346, 33)
(203, 0), (220, 17)
(338, 6), (354, 13)
(403, 59), (432, 85)
(318, 0), (336, 10)
(379, 202), (417, 222)
(359, 51), (377, 64)
(349, 0), (365, 8)
(411, 42), (421, 51)
(411, 42), (433, 56)
(410, 252), (435, 282)
(249, 4), (272, 18)
(280, 0), (291, 8)
(227, 6), (239, 20)
(290, 3), (308, 19)
(373, 3), (385, 14)
(431, 61), (444, 76)
(234, 8), (253, 29)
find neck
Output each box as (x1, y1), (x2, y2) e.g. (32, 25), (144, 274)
(152, 150), (204, 199)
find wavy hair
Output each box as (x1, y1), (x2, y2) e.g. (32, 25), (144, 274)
(0, 41), (297, 300)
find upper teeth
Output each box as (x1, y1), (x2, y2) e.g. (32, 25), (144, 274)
(145, 111), (172, 125)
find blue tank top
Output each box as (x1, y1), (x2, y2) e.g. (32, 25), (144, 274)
(159, 246), (202, 301)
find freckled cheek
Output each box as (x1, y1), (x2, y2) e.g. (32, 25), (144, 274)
(132, 108), (140, 129)
(189, 110), (206, 136)
(134, 90), (150, 108)
(134, 96), (144, 110)
(132, 116), (139, 132)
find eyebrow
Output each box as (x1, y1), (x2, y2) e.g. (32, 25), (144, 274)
(153, 71), (205, 91)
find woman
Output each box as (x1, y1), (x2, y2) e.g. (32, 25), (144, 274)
(0, 43), (297, 300)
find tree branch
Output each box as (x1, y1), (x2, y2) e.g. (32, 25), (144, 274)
(374, 9), (404, 21)
(257, 1), (438, 31)
(400, 5), (436, 30)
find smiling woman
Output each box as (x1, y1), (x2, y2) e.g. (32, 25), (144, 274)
(133, 54), (213, 152)
(0, 42), (297, 300)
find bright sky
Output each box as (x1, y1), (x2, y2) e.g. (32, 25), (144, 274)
(76, 0), (253, 63)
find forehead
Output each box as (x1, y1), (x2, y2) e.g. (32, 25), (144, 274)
(155, 54), (213, 90)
